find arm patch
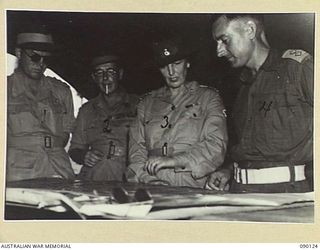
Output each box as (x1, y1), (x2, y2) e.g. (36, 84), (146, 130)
(282, 49), (311, 63)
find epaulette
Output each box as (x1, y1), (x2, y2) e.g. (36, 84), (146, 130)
(199, 84), (219, 93)
(138, 91), (152, 102)
(282, 49), (311, 64)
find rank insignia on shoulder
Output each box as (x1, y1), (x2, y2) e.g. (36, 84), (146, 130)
(138, 92), (152, 101)
(282, 49), (311, 63)
(199, 84), (208, 88)
(200, 84), (219, 93)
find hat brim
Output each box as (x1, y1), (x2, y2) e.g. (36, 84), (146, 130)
(18, 42), (59, 52)
(155, 53), (189, 68)
(91, 55), (121, 67)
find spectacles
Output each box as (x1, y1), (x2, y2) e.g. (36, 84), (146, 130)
(22, 50), (52, 65)
(93, 68), (119, 78)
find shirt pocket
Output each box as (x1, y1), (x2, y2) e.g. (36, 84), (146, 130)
(83, 119), (104, 144)
(7, 103), (39, 134)
(110, 117), (134, 136)
(7, 148), (38, 170)
(40, 95), (68, 134)
(38, 104), (62, 135)
(273, 89), (310, 144)
(253, 91), (308, 153)
(173, 108), (204, 145)
(143, 113), (167, 148)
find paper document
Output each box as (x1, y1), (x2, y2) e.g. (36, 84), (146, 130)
(6, 188), (153, 218)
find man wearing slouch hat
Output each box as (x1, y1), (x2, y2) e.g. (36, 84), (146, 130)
(68, 53), (139, 181)
(7, 24), (75, 181)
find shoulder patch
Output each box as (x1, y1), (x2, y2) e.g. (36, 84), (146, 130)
(282, 49), (311, 63)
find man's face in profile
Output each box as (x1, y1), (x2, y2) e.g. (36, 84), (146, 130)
(212, 16), (253, 68)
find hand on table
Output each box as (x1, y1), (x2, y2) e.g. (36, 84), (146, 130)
(205, 168), (232, 191)
(144, 156), (177, 176)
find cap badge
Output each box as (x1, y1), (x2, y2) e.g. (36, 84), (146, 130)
(163, 48), (170, 56)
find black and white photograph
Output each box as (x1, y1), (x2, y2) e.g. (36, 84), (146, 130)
(2, 1), (318, 243)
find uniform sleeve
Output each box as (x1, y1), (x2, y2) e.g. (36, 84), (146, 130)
(173, 90), (228, 179)
(283, 50), (314, 105)
(300, 57), (314, 105)
(69, 106), (89, 151)
(63, 86), (76, 133)
(127, 97), (159, 183)
(68, 106), (89, 164)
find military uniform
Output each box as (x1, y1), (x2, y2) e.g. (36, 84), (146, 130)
(7, 69), (75, 181)
(69, 89), (138, 181)
(128, 81), (228, 188)
(230, 49), (313, 192)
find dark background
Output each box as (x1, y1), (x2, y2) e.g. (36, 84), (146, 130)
(6, 11), (314, 110)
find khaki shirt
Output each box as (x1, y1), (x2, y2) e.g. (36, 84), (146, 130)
(231, 49), (313, 167)
(7, 69), (75, 181)
(69, 90), (138, 181)
(128, 81), (228, 187)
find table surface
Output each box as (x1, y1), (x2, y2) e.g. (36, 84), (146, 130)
(5, 178), (314, 222)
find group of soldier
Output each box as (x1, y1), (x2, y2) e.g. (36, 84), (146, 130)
(7, 14), (313, 194)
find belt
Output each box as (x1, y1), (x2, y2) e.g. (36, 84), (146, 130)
(106, 144), (125, 158)
(148, 145), (174, 157)
(93, 141), (126, 158)
(148, 146), (187, 172)
(8, 135), (64, 149)
(233, 162), (306, 184)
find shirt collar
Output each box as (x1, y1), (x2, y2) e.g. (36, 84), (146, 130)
(153, 81), (199, 98)
(11, 68), (45, 98)
(240, 49), (282, 83)
(260, 49), (282, 71)
(93, 86), (128, 110)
